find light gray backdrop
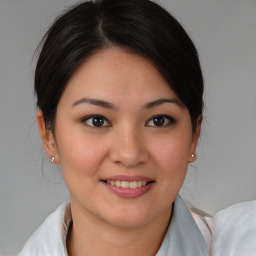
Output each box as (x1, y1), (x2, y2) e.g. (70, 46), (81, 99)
(0, 0), (255, 254)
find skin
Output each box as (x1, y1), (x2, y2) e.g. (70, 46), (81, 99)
(37, 47), (201, 256)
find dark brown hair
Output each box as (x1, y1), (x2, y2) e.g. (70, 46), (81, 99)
(35, 0), (204, 132)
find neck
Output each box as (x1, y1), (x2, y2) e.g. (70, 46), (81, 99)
(66, 202), (173, 256)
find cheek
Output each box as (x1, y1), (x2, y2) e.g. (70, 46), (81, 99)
(150, 133), (192, 178)
(56, 129), (108, 177)
(56, 132), (111, 200)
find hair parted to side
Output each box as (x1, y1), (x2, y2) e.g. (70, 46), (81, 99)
(35, 0), (204, 132)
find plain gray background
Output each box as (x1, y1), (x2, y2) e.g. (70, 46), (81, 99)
(0, 0), (255, 254)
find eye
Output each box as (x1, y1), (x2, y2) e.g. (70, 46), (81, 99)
(145, 115), (176, 127)
(81, 115), (111, 128)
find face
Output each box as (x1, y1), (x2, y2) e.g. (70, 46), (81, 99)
(38, 47), (200, 229)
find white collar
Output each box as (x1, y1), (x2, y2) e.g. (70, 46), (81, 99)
(18, 203), (71, 256)
(18, 195), (208, 256)
(156, 195), (208, 255)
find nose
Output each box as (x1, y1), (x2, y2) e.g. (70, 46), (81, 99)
(109, 127), (149, 168)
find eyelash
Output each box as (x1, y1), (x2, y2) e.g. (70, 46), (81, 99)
(81, 115), (111, 128)
(145, 115), (176, 127)
(81, 114), (176, 128)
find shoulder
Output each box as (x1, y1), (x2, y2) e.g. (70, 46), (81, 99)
(212, 200), (256, 256)
(18, 203), (71, 256)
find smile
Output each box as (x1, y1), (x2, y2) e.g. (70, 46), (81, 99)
(101, 176), (155, 198)
(104, 180), (150, 189)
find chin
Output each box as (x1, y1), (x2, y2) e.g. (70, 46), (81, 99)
(102, 204), (164, 229)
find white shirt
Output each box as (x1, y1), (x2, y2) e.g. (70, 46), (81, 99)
(18, 195), (209, 256)
(212, 200), (256, 256)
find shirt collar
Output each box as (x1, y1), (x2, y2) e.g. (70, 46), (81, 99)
(156, 195), (209, 256)
(19, 195), (208, 256)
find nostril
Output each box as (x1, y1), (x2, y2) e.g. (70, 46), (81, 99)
(108, 139), (149, 168)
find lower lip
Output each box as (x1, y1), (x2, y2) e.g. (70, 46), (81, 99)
(102, 182), (154, 198)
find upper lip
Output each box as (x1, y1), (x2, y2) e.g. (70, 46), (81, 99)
(102, 175), (154, 182)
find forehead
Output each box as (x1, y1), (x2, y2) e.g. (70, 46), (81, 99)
(61, 47), (179, 104)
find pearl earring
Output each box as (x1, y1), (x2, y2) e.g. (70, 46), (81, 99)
(50, 156), (55, 163)
(191, 153), (195, 158)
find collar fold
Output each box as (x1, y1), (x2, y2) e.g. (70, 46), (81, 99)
(19, 195), (208, 256)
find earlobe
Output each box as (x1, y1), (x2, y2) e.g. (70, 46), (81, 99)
(189, 115), (202, 163)
(37, 110), (60, 163)
(189, 153), (196, 163)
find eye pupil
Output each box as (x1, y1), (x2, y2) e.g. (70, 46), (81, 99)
(153, 117), (165, 126)
(92, 117), (104, 127)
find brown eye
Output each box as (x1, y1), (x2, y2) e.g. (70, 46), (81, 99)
(146, 115), (176, 127)
(82, 115), (110, 127)
(152, 116), (165, 126)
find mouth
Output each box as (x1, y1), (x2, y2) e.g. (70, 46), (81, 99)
(101, 180), (155, 189)
(100, 176), (155, 198)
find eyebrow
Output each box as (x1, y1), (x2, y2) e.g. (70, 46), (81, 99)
(143, 98), (184, 109)
(72, 98), (116, 110)
(72, 97), (183, 110)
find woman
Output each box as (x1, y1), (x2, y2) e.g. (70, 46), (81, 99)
(18, 0), (211, 255)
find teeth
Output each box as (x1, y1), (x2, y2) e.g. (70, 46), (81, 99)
(129, 181), (137, 189)
(121, 181), (129, 188)
(106, 180), (150, 189)
(115, 180), (121, 187)
(141, 181), (147, 186)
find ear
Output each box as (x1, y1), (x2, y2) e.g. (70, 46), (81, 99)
(188, 115), (202, 163)
(37, 110), (60, 164)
